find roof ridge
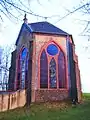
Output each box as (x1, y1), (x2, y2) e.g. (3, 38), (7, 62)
(28, 21), (48, 25)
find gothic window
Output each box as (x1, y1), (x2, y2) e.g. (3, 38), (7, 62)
(40, 50), (48, 88)
(20, 48), (28, 89)
(40, 43), (66, 89)
(49, 58), (57, 88)
(58, 51), (66, 88)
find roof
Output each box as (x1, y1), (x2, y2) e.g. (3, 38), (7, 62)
(16, 21), (69, 45)
(28, 21), (69, 35)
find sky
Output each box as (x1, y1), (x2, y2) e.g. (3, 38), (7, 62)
(0, 0), (90, 93)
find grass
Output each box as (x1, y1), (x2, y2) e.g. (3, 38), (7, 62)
(0, 93), (90, 120)
(82, 93), (90, 100)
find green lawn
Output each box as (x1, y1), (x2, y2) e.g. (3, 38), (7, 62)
(0, 94), (90, 120)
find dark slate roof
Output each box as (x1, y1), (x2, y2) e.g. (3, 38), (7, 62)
(16, 21), (69, 45)
(28, 21), (69, 35)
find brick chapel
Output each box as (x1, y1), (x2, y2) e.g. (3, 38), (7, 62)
(8, 16), (82, 104)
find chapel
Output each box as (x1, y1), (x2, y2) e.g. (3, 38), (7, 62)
(8, 16), (82, 103)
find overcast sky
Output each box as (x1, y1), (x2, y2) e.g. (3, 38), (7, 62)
(0, 0), (90, 92)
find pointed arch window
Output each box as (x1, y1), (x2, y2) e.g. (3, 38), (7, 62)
(39, 43), (67, 89)
(40, 50), (48, 88)
(58, 51), (66, 88)
(21, 48), (28, 89)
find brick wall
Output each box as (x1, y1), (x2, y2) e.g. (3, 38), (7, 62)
(31, 34), (69, 102)
(34, 34), (68, 90)
(0, 90), (26, 112)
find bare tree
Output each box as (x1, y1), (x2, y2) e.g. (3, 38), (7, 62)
(0, 44), (15, 91)
(0, 0), (54, 22)
(55, 1), (90, 36)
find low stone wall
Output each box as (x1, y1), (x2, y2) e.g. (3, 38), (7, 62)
(35, 89), (69, 102)
(0, 90), (26, 112)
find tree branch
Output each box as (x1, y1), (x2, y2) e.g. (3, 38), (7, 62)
(55, 2), (90, 23)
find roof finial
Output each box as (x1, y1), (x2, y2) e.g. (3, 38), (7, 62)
(23, 13), (28, 24)
(44, 17), (47, 21)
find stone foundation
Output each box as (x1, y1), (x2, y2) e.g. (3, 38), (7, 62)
(35, 89), (69, 102)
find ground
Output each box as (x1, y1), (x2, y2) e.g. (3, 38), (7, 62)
(0, 94), (90, 120)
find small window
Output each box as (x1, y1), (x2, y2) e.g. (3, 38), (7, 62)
(47, 44), (58, 55)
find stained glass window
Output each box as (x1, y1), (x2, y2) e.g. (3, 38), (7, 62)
(40, 50), (48, 88)
(49, 58), (57, 88)
(40, 43), (66, 89)
(58, 51), (66, 88)
(47, 44), (58, 55)
(21, 48), (28, 89)
(21, 48), (28, 59)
